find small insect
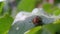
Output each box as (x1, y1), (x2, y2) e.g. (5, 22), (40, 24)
(32, 16), (43, 26)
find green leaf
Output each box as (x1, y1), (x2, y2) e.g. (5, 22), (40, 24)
(53, 9), (60, 16)
(17, 0), (36, 12)
(43, 19), (60, 34)
(43, 3), (53, 14)
(25, 26), (42, 34)
(0, 14), (13, 34)
(0, 2), (4, 15)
